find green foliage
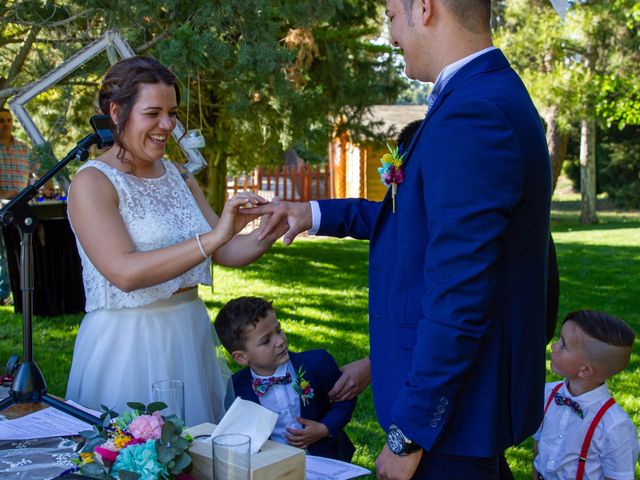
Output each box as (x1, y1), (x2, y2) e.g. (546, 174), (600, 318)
(1, 0), (403, 210)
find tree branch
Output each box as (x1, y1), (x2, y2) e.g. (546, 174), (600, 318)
(0, 8), (95, 28)
(134, 31), (171, 54)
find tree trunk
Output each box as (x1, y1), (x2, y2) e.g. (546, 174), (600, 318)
(206, 149), (227, 215)
(0, 25), (40, 105)
(542, 105), (569, 193)
(579, 117), (597, 224)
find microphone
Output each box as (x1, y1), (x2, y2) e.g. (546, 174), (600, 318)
(89, 115), (115, 149)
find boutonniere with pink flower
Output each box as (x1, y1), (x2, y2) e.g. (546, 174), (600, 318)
(293, 366), (315, 406)
(58, 401), (194, 480)
(378, 142), (407, 213)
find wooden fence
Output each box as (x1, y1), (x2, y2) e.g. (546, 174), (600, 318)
(227, 163), (331, 202)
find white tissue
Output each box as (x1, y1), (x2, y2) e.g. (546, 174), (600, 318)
(210, 397), (278, 454)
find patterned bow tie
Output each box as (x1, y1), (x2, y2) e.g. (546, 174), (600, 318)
(554, 392), (584, 418)
(251, 372), (292, 397)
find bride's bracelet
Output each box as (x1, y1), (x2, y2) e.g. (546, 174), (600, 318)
(195, 233), (208, 259)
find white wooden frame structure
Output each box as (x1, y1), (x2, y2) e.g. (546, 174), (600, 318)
(8, 30), (207, 174)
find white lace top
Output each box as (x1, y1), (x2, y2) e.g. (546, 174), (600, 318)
(70, 159), (212, 312)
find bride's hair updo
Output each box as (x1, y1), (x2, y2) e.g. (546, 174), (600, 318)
(98, 56), (180, 159)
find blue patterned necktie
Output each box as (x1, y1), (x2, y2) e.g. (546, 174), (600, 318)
(554, 392), (584, 418)
(251, 372), (292, 397)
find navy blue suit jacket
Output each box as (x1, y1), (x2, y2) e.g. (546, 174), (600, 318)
(232, 350), (356, 461)
(317, 49), (551, 456)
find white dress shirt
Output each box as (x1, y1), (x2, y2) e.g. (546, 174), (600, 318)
(533, 380), (639, 479)
(309, 46), (497, 233)
(250, 361), (302, 445)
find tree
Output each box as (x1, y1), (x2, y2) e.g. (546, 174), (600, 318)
(1, 0), (403, 212)
(495, 0), (640, 223)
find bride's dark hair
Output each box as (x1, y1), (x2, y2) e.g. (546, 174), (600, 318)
(98, 56), (180, 166)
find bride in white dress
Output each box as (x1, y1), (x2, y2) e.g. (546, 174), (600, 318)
(65, 56), (286, 426)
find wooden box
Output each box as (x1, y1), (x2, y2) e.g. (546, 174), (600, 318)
(186, 423), (305, 480)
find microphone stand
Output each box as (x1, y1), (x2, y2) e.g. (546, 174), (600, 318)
(0, 128), (111, 425)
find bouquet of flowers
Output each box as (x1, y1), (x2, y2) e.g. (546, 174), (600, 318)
(59, 402), (193, 480)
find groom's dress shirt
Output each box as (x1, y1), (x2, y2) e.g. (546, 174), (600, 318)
(308, 46), (497, 233)
(533, 380), (639, 480)
(250, 362), (302, 445)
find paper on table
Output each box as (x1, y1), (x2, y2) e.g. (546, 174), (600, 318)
(0, 401), (100, 440)
(306, 455), (372, 480)
(210, 397), (278, 454)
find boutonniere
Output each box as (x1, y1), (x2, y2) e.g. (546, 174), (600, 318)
(378, 142), (406, 213)
(292, 366), (315, 406)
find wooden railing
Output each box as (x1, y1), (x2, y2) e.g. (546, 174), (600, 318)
(227, 163), (331, 202)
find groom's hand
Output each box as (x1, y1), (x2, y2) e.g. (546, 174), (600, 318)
(240, 199), (312, 246)
(376, 444), (422, 480)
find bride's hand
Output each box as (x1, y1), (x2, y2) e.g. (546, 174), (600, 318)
(216, 193), (267, 243)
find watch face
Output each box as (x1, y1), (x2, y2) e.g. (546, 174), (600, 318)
(387, 428), (405, 455)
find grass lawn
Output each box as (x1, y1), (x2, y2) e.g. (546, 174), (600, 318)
(0, 195), (638, 479)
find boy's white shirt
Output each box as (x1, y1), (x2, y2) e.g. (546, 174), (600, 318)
(250, 361), (302, 445)
(533, 379), (639, 479)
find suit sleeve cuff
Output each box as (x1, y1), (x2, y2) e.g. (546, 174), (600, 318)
(308, 200), (321, 235)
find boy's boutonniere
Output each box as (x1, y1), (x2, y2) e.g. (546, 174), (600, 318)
(378, 142), (406, 213)
(292, 366), (315, 406)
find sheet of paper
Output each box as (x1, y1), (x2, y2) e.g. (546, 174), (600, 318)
(0, 402), (100, 440)
(210, 397), (278, 454)
(306, 455), (372, 480)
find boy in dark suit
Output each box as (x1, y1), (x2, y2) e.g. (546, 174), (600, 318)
(214, 296), (356, 462)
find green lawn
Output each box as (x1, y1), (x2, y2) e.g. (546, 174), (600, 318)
(0, 199), (638, 479)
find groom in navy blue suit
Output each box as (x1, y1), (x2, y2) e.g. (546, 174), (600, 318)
(250, 0), (551, 478)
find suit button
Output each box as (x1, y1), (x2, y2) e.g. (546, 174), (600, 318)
(430, 421), (438, 428)
(436, 405), (445, 413)
(434, 413), (442, 421)
(440, 397), (448, 405)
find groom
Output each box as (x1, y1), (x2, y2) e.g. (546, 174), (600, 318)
(250, 1), (551, 478)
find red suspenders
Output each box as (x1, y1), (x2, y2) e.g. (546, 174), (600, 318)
(542, 383), (617, 480)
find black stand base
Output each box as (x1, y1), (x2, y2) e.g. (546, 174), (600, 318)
(0, 361), (100, 425)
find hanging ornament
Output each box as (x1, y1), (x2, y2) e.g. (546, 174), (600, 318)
(182, 70), (206, 149)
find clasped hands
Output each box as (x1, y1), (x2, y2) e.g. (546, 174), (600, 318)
(234, 197), (312, 246)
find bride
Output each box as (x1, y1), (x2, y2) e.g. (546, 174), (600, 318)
(65, 56), (285, 425)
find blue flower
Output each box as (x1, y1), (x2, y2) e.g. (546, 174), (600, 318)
(112, 439), (168, 480)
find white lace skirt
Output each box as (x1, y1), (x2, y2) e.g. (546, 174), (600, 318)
(65, 289), (233, 426)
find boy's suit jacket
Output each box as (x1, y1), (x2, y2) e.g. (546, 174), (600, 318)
(316, 49), (551, 456)
(232, 349), (356, 461)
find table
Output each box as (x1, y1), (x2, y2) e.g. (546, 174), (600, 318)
(0, 386), (79, 479)
(2, 201), (85, 317)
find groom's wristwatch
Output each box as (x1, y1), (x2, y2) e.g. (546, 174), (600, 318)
(387, 424), (422, 456)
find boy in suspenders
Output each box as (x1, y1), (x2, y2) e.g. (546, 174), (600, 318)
(533, 310), (638, 479)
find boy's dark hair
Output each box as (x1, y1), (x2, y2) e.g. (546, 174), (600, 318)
(564, 310), (635, 347)
(396, 120), (422, 152)
(0, 108), (10, 113)
(214, 297), (274, 353)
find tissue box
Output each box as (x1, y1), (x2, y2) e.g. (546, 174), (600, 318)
(186, 423), (305, 480)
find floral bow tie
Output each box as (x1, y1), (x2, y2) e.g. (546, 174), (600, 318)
(554, 392), (584, 418)
(251, 372), (292, 397)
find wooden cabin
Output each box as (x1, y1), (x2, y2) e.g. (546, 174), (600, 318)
(329, 105), (426, 201)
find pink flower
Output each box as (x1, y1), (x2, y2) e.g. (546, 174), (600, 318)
(95, 445), (119, 464)
(128, 412), (164, 440)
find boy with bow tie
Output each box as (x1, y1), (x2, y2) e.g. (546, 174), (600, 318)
(533, 310), (638, 479)
(214, 296), (356, 461)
